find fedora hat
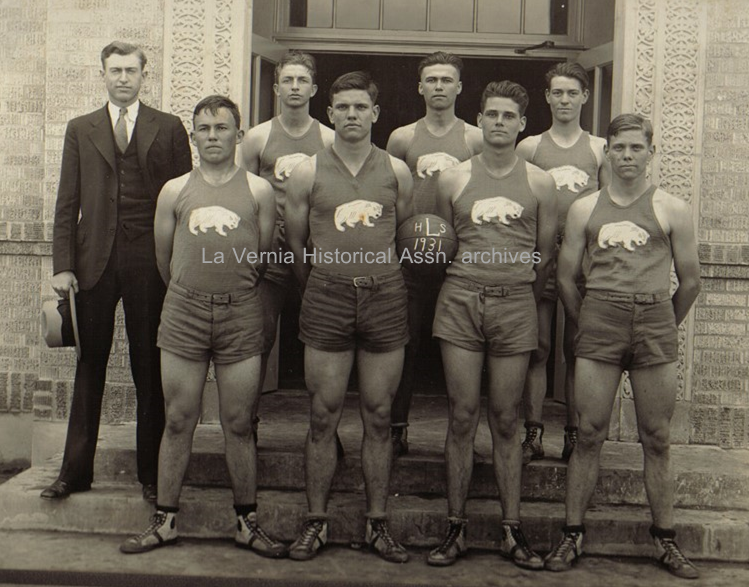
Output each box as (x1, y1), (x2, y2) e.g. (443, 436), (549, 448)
(41, 290), (81, 359)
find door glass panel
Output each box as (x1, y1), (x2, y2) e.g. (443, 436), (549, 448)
(289, 0), (334, 28)
(477, 0), (521, 34)
(524, 0), (568, 35)
(430, 0), (474, 32)
(598, 62), (613, 135)
(250, 57), (277, 126)
(336, 0), (381, 29)
(383, 0), (427, 31)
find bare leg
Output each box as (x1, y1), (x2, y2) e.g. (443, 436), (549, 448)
(522, 299), (554, 422)
(630, 362), (677, 529)
(215, 355), (262, 504)
(440, 341), (484, 517)
(357, 347), (404, 517)
(157, 350), (209, 507)
(565, 358), (622, 525)
(487, 353), (531, 521)
(304, 347), (354, 516)
(563, 313), (579, 428)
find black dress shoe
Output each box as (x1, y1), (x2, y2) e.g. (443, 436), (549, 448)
(40, 480), (90, 499)
(142, 484), (157, 503)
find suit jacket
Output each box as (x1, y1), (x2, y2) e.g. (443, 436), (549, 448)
(53, 103), (193, 290)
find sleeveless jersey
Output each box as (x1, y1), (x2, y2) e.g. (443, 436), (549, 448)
(530, 131), (600, 237)
(405, 118), (472, 215)
(447, 156), (538, 286)
(171, 168), (260, 293)
(585, 186), (672, 294)
(258, 117), (326, 220)
(308, 145), (400, 277)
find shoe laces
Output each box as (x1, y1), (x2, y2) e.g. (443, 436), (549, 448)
(135, 511), (169, 540)
(391, 428), (402, 443)
(658, 537), (691, 566)
(370, 519), (399, 551)
(567, 428), (578, 445)
(242, 515), (277, 547)
(550, 532), (580, 560)
(434, 521), (464, 554)
(297, 520), (325, 549)
(507, 525), (534, 556)
(522, 427), (539, 448)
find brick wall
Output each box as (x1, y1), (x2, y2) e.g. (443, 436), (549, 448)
(0, 0), (47, 417)
(691, 0), (749, 447)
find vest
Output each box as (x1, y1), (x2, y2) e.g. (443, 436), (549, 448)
(405, 118), (472, 215)
(585, 186), (673, 294)
(308, 145), (400, 277)
(447, 156), (538, 286)
(115, 123), (152, 239)
(170, 168), (260, 293)
(259, 117), (326, 221)
(530, 131), (600, 237)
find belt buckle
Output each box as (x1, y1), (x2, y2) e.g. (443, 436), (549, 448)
(634, 293), (653, 305)
(353, 276), (371, 288)
(212, 293), (231, 304)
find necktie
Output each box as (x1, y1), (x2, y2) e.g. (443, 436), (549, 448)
(115, 107), (129, 152)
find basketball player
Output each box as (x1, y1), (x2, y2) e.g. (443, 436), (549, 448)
(121, 96), (285, 557)
(285, 71), (414, 563)
(240, 51), (334, 435)
(428, 81), (556, 569)
(386, 51), (483, 456)
(545, 114), (700, 580)
(516, 62), (609, 464)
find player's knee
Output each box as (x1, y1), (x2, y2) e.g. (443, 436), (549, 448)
(491, 408), (520, 440)
(220, 409), (252, 438)
(164, 407), (199, 436)
(577, 418), (608, 448)
(450, 405), (479, 437)
(362, 401), (391, 430)
(309, 403), (339, 438)
(639, 425), (671, 456)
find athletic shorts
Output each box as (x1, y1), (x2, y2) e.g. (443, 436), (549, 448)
(158, 281), (263, 364)
(432, 276), (537, 356)
(299, 268), (409, 353)
(574, 290), (677, 369)
(541, 242), (586, 302)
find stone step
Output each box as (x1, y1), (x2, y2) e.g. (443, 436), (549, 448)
(81, 422), (749, 511)
(0, 467), (749, 561)
(1, 466), (747, 563)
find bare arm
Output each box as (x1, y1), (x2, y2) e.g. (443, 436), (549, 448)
(592, 136), (611, 189)
(386, 124), (415, 161)
(557, 194), (597, 324)
(663, 195), (701, 325)
(285, 157), (316, 289)
(435, 161), (471, 227)
(239, 122), (271, 175)
(248, 173), (277, 278)
(154, 175), (189, 285)
(464, 123), (484, 156)
(390, 155), (414, 227)
(529, 167), (558, 303)
(319, 123), (336, 148)
(515, 135), (541, 162)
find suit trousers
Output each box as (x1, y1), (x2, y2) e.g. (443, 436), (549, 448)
(58, 228), (166, 488)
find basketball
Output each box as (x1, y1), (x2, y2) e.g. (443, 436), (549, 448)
(396, 214), (458, 274)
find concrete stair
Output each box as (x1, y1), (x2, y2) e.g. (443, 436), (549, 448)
(2, 390), (749, 563)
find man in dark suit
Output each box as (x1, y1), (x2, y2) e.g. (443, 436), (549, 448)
(42, 41), (193, 502)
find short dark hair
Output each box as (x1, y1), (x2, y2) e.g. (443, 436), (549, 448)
(480, 81), (529, 116)
(606, 113), (654, 145)
(329, 71), (378, 105)
(545, 62), (589, 92)
(101, 41), (147, 70)
(417, 51), (464, 78)
(275, 51), (317, 84)
(193, 95), (241, 129)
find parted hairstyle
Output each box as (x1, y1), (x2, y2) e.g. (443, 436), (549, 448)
(101, 41), (147, 70)
(545, 62), (590, 92)
(480, 81), (530, 116)
(274, 51), (317, 84)
(606, 113), (654, 145)
(417, 51), (464, 78)
(329, 71), (379, 105)
(193, 95), (241, 129)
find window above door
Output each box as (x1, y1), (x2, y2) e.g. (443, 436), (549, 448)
(276, 0), (585, 53)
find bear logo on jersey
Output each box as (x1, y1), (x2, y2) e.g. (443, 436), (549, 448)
(334, 200), (383, 232)
(598, 221), (650, 251)
(274, 153), (310, 181)
(471, 196), (524, 226)
(548, 165), (590, 193)
(416, 152), (461, 178)
(189, 206), (240, 237)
